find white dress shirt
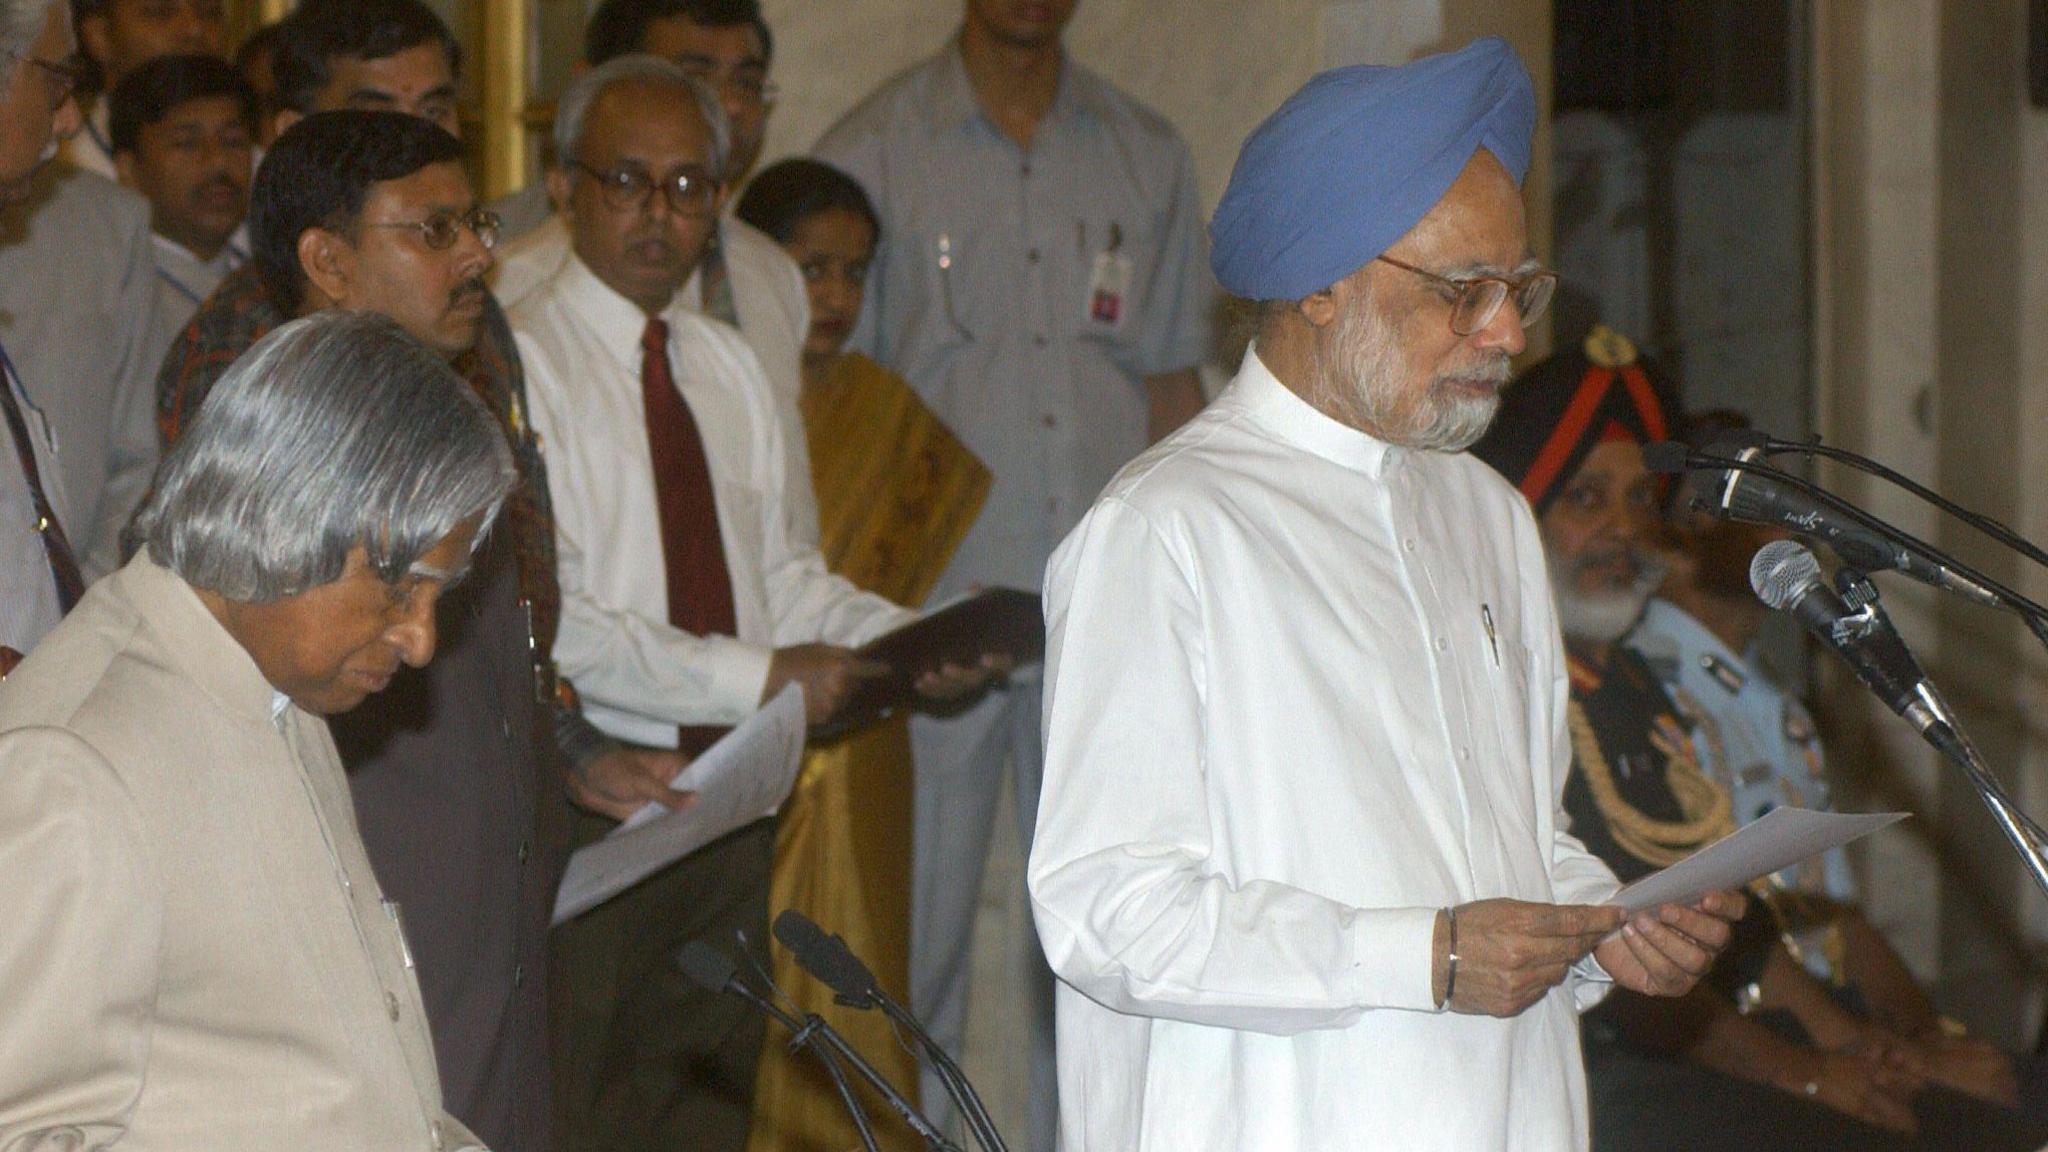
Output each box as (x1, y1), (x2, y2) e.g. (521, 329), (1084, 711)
(495, 210), (817, 542)
(1030, 349), (1621, 1151)
(512, 253), (911, 748)
(0, 360), (66, 655)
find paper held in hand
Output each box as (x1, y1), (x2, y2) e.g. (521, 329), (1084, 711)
(1610, 807), (1909, 912)
(552, 684), (808, 925)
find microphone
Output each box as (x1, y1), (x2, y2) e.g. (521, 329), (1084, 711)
(677, 941), (883, 1152)
(680, 937), (963, 1151)
(1655, 441), (2002, 609)
(1749, 541), (1944, 735)
(774, 910), (1009, 1152)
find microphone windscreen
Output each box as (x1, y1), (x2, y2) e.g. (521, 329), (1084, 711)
(1750, 539), (1822, 610)
(1641, 441), (1693, 474)
(775, 910), (877, 1000)
(676, 941), (737, 992)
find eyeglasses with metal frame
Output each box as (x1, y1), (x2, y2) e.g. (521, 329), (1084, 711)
(1374, 253), (1558, 337)
(364, 207), (502, 252)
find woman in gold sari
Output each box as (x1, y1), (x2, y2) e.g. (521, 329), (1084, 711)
(736, 159), (991, 1152)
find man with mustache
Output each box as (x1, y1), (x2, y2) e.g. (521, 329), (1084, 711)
(1029, 41), (1742, 1152)
(107, 52), (254, 367)
(1473, 334), (2048, 1151)
(154, 109), (655, 1152)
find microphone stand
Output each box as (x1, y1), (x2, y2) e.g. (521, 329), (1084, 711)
(774, 911), (1009, 1152)
(676, 942), (882, 1152)
(1833, 571), (2048, 901)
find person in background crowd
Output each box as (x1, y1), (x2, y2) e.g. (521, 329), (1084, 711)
(492, 0), (814, 541)
(512, 59), (997, 1152)
(1030, 38), (1739, 1152)
(65, 0), (221, 178)
(734, 156), (994, 1152)
(0, 0), (84, 676)
(816, 2), (1215, 1142)
(1473, 331), (2048, 1152)
(0, 311), (511, 1151)
(0, 0), (160, 590)
(107, 52), (253, 366)
(158, 108), (666, 1152)
(270, 0), (458, 140)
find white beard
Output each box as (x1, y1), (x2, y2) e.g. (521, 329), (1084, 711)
(1312, 288), (1508, 452)
(1548, 546), (1667, 645)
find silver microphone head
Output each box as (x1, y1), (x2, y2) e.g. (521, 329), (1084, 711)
(1750, 539), (1823, 610)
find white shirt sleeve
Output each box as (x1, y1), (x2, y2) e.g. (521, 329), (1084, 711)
(1030, 497), (1441, 1037)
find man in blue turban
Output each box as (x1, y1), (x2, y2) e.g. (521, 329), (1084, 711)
(1029, 37), (1744, 1150)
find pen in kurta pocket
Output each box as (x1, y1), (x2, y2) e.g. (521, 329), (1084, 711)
(1481, 604), (1500, 666)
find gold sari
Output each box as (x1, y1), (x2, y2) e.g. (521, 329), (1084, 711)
(748, 352), (990, 1152)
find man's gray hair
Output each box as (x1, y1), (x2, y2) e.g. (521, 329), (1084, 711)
(553, 54), (730, 179)
(134, 311), (518, 603)
(0, 0), (61, 84)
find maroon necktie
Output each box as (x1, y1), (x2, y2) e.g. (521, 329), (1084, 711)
(0, 347), (85, 614)
(641, 317), (738, 754)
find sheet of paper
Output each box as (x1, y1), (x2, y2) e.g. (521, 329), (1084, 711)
(1610, 807), (1908, 912)
(552, 685), (807, 925)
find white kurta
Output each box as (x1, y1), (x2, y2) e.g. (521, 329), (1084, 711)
(1030, 349), (1621, 1151)
(512, 253), (910, 749)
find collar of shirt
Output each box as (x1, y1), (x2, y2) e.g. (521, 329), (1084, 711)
(925, 36), (1110, 136)
(121, 552), (285, 731)
(556, 249), (692, 378)
(1634, 598), (1753, 692)
(153, 230), (246, 282)
(1235, 342), (1400, 478)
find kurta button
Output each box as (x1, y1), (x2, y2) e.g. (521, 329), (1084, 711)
(1028, 247), (1040, 264)
(1042, 414), (1056, 428)
(1403, 538), (1417, 553)
(1033, 335), (1049, 346)
(518, 840), (531, 864)
(1435, 636), (1448, 652)
(385, 990), (401, 1020)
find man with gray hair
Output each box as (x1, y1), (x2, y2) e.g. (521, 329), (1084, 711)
(490, 0), (814, 543)
(513, 56), (996, 1152)
(0, 311), (510, 1150)
(156, 109), (656, 1152)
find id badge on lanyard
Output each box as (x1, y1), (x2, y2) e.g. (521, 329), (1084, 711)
(1082, 221), (1133, 332)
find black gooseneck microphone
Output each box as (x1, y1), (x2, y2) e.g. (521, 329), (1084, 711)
(677, 940), (883, 1152)
(774, 909), (1010, 1152)
(1654, 440), (2003, 608)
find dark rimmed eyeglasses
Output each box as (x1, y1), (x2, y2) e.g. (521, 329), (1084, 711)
(570, 159), (722, 217)
(364, 206), (501, 251)
(1375, 253), (1558, 337)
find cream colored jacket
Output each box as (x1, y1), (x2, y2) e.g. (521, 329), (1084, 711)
(0, 554), (483, 1151)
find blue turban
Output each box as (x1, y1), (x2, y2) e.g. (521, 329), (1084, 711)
(1209, 37), (1536, 301)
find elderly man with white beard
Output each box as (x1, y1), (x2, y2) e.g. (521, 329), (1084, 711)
(1473, 334), (2048, 1152)
(1027, 40), (1744, 1152)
